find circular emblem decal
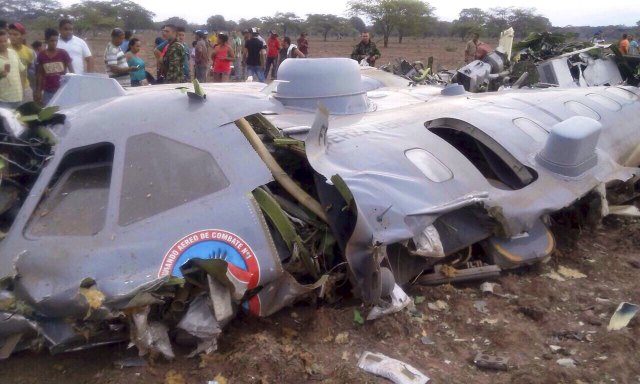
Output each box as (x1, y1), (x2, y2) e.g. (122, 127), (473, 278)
(158, 229), (260, 291)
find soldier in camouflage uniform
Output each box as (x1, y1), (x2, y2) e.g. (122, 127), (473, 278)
(351, 31), (381, 67)
(160, 24), (186, 83)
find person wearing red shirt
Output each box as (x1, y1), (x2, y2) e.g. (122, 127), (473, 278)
(211, 33), (234, 82)
(265, 31), (280, 80)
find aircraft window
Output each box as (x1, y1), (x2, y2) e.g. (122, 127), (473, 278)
(427, 119), (537, 190)
(405, 149), (453, 182)
(586, 93), (621, 111)
(26, 143), (114, 237)
(512, 118), (548, 142)
(119, 133), (229, 226)
(564, 101), (601, 121)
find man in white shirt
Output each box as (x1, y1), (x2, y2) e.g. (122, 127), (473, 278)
(57, 19), (93, 74)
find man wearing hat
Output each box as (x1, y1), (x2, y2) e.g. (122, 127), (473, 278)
(8, 22), (35, 101)
(265, 30), (280, 80)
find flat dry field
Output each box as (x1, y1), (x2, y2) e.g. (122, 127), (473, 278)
(26, 31), (488, 75)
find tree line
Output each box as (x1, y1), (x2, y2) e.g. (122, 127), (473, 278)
(3, 0), (639, 46)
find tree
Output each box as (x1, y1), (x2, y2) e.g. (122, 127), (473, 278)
(114, 0), (155, 30)
(261, 12), (303, 37)
(1, 0), (61, 21)
(348, 0), (433, 48)
(158, 17), (188, 28)
(485, 7), (551, 38)
(64, 1), (122, 37)
(348, 0), (396, 48)
(349, 16), (367, 32)
(458, 8), (488, 24)
(226, 20), (238, 31)
(306, 14), (347, 41)
(238, 18), (262, 31)
(395, 0), (435, 43)
(508, 8), (551, 37)
(206, 15), (227, 31)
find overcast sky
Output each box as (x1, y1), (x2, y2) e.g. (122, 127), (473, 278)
(60, 0), (639, 27)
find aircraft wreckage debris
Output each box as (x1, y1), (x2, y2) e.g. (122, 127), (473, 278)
(0, 57), (638, 361)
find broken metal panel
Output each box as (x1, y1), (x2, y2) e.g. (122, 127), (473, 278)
(583, 58), (623, 86)
(0, 93), (284, 320)
(537, 59), (578, 87)
(300, 77), (639, 301)
(0, 65), (638, 358)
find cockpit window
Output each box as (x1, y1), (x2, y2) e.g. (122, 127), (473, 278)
(26, 143), (114, 237)
(118, 133), (229, 226)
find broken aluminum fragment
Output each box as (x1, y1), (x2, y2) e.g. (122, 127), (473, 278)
(177, 294), (222, 356)
(607, 302), (640, 331)
(411, 225), (445, 258)
(607, 205), (640, 217)
(367, 284), (412, 321)
(129, 307), (174, 360)
(358, 351), (429, 384)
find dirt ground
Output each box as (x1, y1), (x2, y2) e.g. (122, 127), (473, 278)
(2, 214), (639, 383)
(3, 34), (639, 384)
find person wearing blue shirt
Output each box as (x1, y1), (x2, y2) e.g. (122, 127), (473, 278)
(176, 26), (190, 81)
(119, 30), (132, 53)
(629, 35), (639, 56)
(125, 38), (147, 86)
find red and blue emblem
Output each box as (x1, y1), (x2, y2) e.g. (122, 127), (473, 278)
(158, 229), (261, 314)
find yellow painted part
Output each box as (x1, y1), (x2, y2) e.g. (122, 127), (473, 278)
(494, 243), (523, 262)
(544, 229), (556, 255)
(493, 225), (555, 262)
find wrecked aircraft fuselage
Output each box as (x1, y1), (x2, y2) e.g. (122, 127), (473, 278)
(1, 58), (639, 358)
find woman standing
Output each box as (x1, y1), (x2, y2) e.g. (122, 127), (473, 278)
(125, 38), (147, 86)
(211, 33), (234, 82)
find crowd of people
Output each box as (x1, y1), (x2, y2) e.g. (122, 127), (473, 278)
(0, 16), (392, 109)
(0, 18), (315, 107)
(0, 19), (93, 108)
(618, 33), (639, 55)
(6, 16), (638, 109)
